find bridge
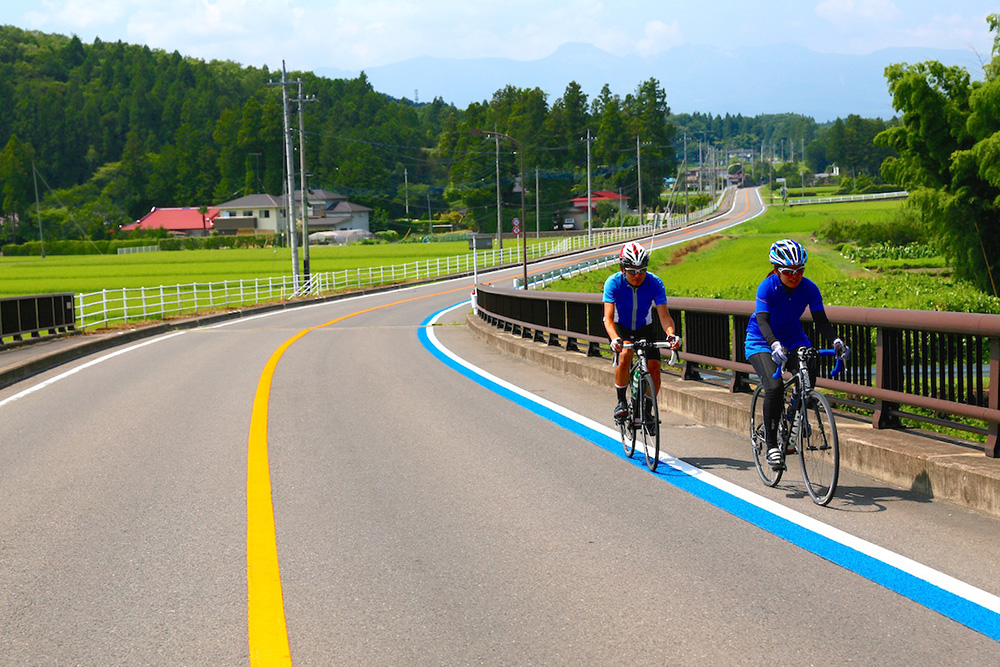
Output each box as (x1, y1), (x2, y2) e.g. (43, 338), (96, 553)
(0, 187), (997, 662)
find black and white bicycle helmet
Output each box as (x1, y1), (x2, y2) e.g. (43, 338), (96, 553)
(768, 239), (807, 267)
(619, 241), (649, 269)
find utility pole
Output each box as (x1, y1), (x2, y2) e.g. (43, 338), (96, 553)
(710, 145), (716, 201)
(296, 80), (316, 282)
(636, 135), (643, 227)
(471, 128), (526, 287)
(586, 128), (593, 244)
(31, 160), (45, 258)
(698, 138), (704, 194)
(269, 61), (299, 289)
(404, 167), (410, 218)
(683, 134), (690, 225)
(494, 129), (502, 250)
(535, 167), (540, 238)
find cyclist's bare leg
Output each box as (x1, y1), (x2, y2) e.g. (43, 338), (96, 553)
(614, 348), (633, 387)
(648, 359), (662, 393)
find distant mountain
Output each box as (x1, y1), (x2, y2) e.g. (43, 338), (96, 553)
(315, 42), (987, 122)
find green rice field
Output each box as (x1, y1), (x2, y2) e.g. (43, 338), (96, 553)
(0, 241), (528, 297)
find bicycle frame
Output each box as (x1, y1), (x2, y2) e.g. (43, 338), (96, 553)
(772, 347), (844, 401)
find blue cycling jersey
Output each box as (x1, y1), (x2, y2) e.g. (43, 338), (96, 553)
(745, 272), (825, 357)
(602, 272), (667, 330)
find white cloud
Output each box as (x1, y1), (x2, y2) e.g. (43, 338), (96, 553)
(636, 19), (682, 57)
(27, 0), (131, 30)
(5, 0), (998, 72)
(814, 0), (901, 24)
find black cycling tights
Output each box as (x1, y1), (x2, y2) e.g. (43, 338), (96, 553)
(749, 350), (790, 447)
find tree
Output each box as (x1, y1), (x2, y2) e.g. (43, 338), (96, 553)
(624, 78), (676, 211)
(0, 134), (36, 242)
(875, 14), (1000, 294)
(591, 84), (629, 192)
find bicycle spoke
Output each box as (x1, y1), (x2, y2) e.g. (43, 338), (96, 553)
(640, 374), (659, 471)
(798, 391), (839, 505)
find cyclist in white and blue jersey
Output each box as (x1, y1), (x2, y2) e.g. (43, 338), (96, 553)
(603, 241), (680, 422)
(745, 239), (849, 469)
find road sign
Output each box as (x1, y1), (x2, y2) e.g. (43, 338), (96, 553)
(512, 217), (521, 236)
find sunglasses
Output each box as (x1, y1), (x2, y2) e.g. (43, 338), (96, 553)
(777, 266), (804, 276)
(624, 268), (647, 276)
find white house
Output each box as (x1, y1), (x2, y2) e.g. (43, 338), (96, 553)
(296, 189), (372, 234)
(213, 194), (285, 235)
(213, 190), (372, 237)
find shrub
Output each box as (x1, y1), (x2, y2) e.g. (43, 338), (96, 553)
(817, 206), (928, 246)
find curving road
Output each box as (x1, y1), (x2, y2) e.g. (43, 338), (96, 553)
(1, 188), (998, 664)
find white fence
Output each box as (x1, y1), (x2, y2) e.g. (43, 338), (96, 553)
(519, 187), (734, 289)
(75, 226), (655, 330)
(787, 191), (908, 206)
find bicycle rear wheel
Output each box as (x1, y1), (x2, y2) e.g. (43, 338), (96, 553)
(750, 385), (782, 486)
(638, 373), (660, 471)
(798, 390), (839, 506)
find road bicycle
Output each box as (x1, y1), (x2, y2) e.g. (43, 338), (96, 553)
(615, 338), (679, 472)
(750, 347), (844, 506)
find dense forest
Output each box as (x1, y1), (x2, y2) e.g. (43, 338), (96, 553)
(0, 25), (896, 245)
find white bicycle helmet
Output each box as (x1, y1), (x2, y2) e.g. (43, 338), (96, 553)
(619, 241), (649, 269)
(769, 239), (807, 267)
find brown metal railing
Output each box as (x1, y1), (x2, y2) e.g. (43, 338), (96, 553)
(0, 293), (76, 346)
(474, 285), (1000, 457)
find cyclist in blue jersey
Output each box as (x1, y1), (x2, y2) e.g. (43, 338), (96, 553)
(746, 239), (849, 469)
(603, 241), (680, 422)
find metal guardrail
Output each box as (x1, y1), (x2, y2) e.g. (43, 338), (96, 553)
(0, 293), (75, 345)
(473, 284), (1000, 457)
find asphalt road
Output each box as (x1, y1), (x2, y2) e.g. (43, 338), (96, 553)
(1, 188), (998, 664)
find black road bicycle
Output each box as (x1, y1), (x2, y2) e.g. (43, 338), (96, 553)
(615, 338), (679, 472)
(750, 346), (845, 506)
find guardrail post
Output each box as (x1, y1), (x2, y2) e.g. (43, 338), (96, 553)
(730, 313), (751, 393)
(988, 337), (999, 457)
(874, 326), (903, 429)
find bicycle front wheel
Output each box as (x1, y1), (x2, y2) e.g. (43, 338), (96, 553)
(798, 390), (839, 506)
(620, 383), (637, 459)
(638, 373), (660, 471)
(750, 385), (782, 486)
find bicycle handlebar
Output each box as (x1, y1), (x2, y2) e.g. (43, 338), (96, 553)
(771, 347), (844, 379)
(619, 338), (680, 366)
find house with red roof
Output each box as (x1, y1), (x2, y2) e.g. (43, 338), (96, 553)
(121, 207), (220, 237)
(557, 191), (631, 230)
(568, 191), (630, 209)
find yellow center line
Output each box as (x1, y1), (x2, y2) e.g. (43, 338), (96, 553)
(246, 287), (467, 666)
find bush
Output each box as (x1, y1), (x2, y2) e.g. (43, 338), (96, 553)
(1, 234), (278, 255)
(840, 241), (938, 263)
(817, 206), (929, 246)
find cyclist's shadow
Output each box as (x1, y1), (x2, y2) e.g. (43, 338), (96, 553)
(677, 455), (756, 474)
(809, 483), (933, 513)
(660, 457), (932, 514)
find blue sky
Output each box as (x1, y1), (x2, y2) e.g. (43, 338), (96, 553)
(4, 1), (997, 72)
